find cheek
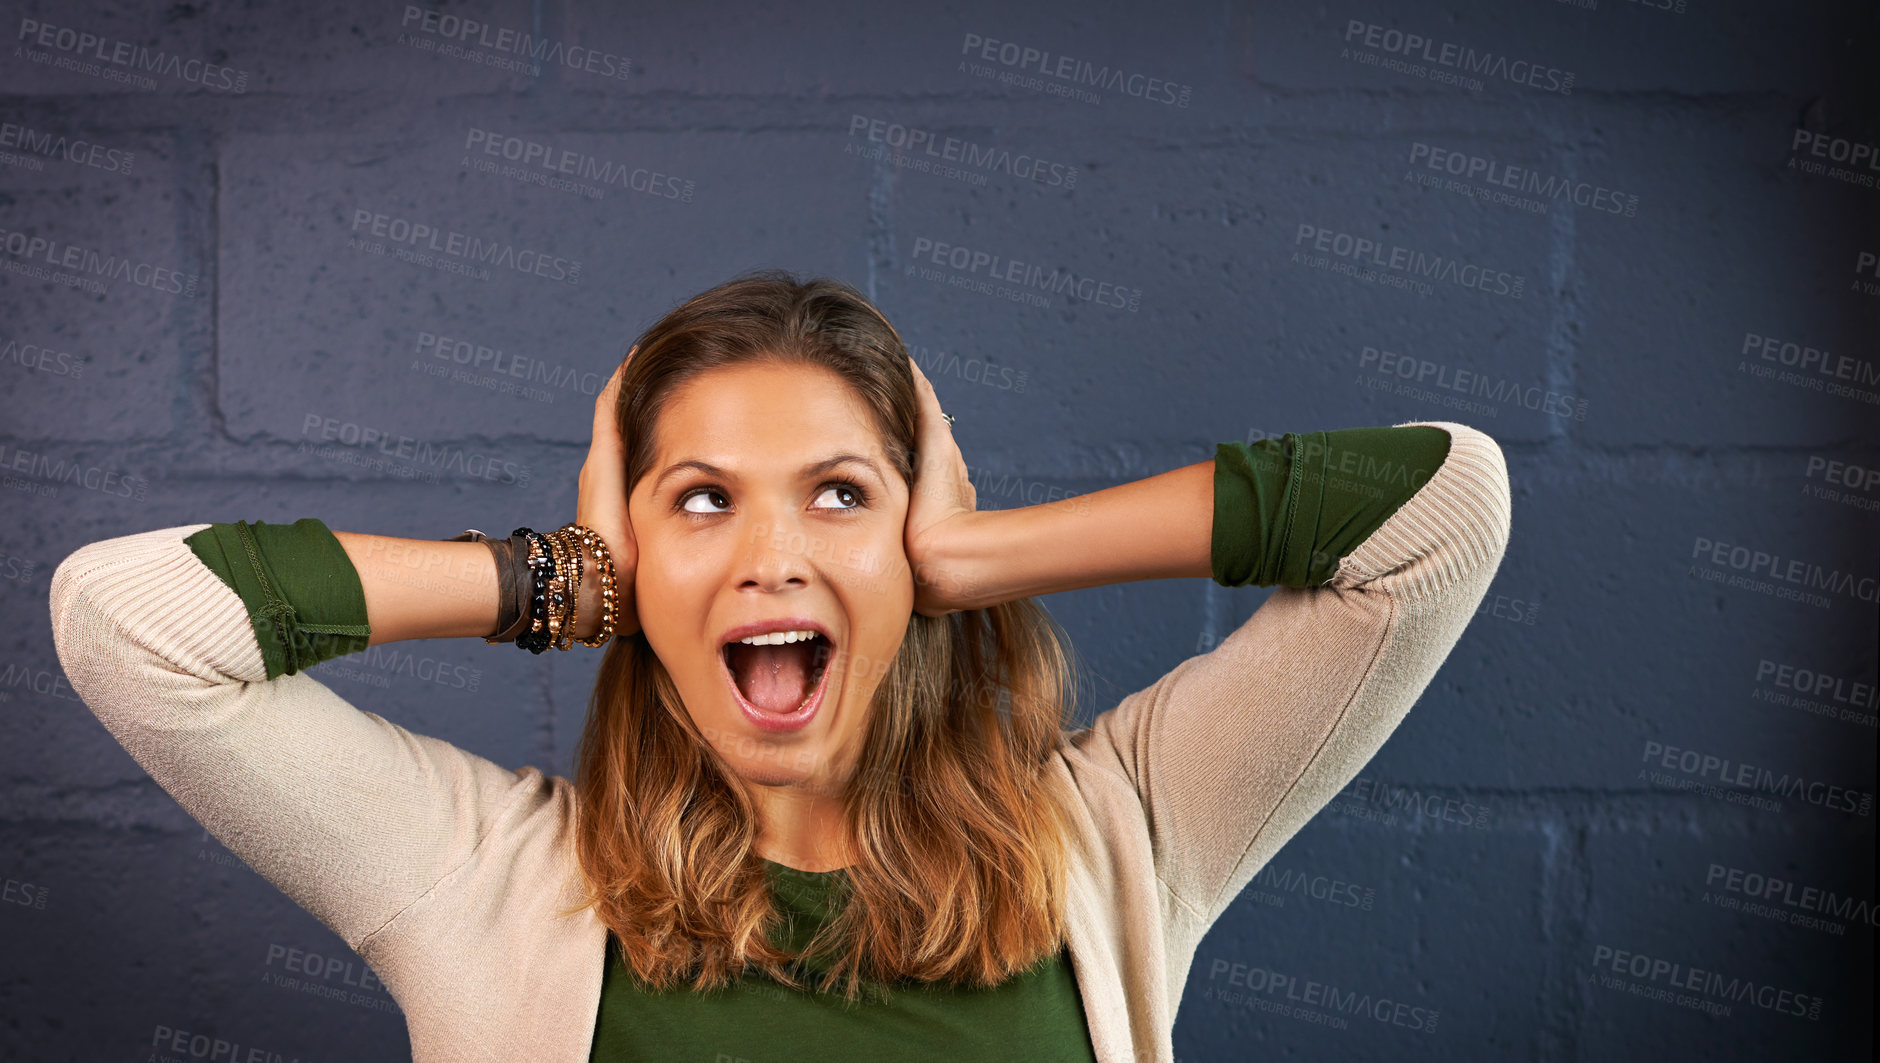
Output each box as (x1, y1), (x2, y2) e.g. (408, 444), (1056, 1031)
(629, 543), (713, 662)
(821, 528), (913, 602)
(831, 566), (914, 688)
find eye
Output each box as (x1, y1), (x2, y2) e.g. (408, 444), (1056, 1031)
(678, 487), (730, 514)
(674, 481), (870, 517)
(813, 482), (869, 511)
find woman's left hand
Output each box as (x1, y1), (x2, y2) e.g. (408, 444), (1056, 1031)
(903, 355), (981, 617)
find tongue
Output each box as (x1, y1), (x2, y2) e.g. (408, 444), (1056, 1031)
(729, 642), (817, 714)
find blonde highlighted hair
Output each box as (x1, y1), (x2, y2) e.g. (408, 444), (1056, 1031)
(558, 270), (1082, 1003)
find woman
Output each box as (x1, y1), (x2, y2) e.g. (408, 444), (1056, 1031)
(49, 271), (1511, 1062)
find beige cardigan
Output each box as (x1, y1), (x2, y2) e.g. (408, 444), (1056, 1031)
(48, 420), (1510, 1063)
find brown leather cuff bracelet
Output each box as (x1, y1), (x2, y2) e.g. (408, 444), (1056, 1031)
(444, 528), (537, 644)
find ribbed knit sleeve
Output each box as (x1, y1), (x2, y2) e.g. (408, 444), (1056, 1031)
(46, 524), (544, 961)
(1069, 420), (1511, 929)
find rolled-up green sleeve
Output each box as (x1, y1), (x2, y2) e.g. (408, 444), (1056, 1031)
(182, 518), (371, 679)
(1212, 425), (1453, 588)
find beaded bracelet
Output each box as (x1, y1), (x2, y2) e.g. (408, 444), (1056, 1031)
(446, 523), (619, 652)
(553, 526), (585, 651)
(564, 524), (618, 647)
(518, 527), (554, 654)
(541, 526), (574, 651)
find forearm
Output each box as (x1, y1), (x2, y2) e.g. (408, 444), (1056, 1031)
(929, 423), (1459, 609)
(332, 531), (611, 646)
(935, 459), (1215, 608)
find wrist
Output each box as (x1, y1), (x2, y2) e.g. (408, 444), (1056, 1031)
(913, 510), (1002, 612)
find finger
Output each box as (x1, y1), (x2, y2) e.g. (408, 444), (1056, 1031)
(907, 355), (954, 446)
(597, 345), (636, 405)
(907, 355), (966, 494)
(594, 346), (639, 436)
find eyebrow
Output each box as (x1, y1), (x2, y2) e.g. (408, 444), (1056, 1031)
(651, 453), (885, 494)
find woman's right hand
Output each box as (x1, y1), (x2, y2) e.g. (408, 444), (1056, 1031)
(575, 346), (640, 639)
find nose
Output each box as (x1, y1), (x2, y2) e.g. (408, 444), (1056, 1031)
(739, 512), (815, 593)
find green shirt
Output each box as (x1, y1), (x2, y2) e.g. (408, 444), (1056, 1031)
(587, 859), (1099, 1062)
(180, 424), (1451, 1058)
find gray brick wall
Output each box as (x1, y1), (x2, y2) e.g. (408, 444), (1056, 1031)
(3, 1), (1873, 1059)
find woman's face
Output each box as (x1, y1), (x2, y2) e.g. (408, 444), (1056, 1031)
(628, 360), (913, 794)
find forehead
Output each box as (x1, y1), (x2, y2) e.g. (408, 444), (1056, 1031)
(651, 361), (886, 468)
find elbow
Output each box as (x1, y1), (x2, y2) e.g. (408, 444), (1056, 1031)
(1413, 419), (1511, 579)
(1360, 419), (1511, 594)
(1440, 422), (1512, 566)
(49, 540), (104, 661)
(46, 526), (261, 720)
(48, 544), (114, 722)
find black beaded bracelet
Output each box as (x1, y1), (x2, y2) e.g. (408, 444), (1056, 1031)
(515, 527), (556, 654)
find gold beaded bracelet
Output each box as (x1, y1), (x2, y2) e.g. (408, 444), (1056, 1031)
(551, 525), (584, 652)
(540, 523), (619, 650)
(541, 526), (574, 650)
(561, 523), (618, 647)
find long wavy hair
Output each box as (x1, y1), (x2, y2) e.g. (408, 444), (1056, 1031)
(557, 269), (1083, 1005)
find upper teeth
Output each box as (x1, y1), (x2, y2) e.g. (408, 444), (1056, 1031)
(737, 630), (821, 646)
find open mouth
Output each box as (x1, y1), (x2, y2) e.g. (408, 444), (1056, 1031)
(721, 631), (835, 716)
